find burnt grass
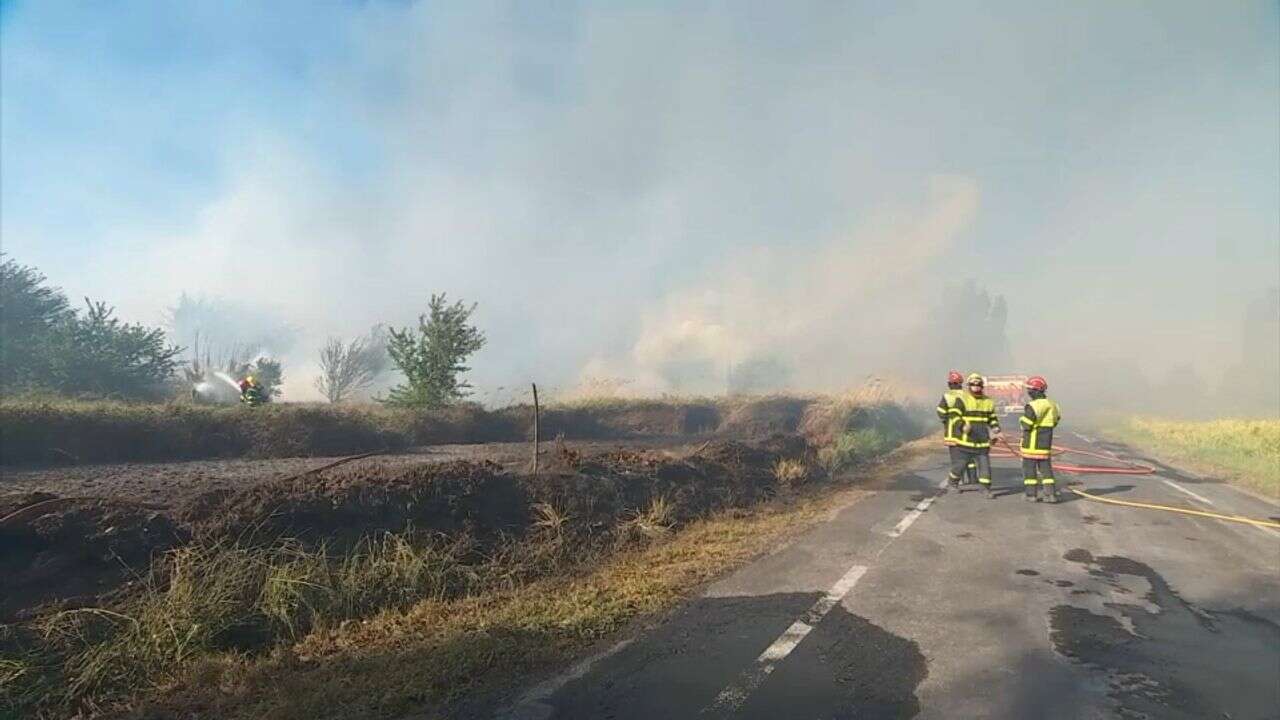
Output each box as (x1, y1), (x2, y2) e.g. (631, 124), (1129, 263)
(1, 436), (815, 623)
(1, 397), (923, 717)
(1, 397), (919, 622)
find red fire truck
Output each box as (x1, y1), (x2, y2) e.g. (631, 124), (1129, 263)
(984, 374), (1030, 416)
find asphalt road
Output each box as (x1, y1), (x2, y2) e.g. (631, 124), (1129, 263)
(505, 431), (1280, 720)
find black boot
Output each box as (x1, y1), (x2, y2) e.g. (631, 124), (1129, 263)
(1024, 485), (1036, 502)
(1043, 485), (1057, 504)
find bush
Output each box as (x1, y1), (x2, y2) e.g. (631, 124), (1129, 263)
(384, 294), (485, 408)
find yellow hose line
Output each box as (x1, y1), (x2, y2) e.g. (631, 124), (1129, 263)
(1067, 484), (1280, 530)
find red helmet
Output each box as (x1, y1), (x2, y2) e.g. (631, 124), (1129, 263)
(1026, 376), (1048, 392)
(947, 370), (964, 385)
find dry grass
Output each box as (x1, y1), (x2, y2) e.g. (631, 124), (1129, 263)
(1106, 417), (1280, 498)
(4, 534), (490, 718)
(772, 458), (809, 491)
(134, 482), (881, 720)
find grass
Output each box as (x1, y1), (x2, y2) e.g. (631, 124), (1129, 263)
(4, 534), (492, 717)
(133, 478), (889, 720)
(1, 464), (908, 720)
(1104, 417), (1280, 498)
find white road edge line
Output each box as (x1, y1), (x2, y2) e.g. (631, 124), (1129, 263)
(1161, 479), (1215, 506)
(703, 564), (869, 716)
(888, 481), (946, 538)
(703, 479), (948, 716)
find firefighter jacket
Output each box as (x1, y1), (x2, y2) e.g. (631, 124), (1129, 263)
(936, 389), (966, 445)
(1019, 397), (1061, 458)
(241, 385), (265, 407)
(954, 391), (1000, 449)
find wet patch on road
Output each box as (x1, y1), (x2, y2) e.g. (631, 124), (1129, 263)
(954, 532), (973, 539)
(1049, 548), (1280, 719)
(741, 605), (927, 719)
(1015, 569), (1039, 577)
(1063, 548), (1092, 563)
(546, 592), (928, 720)
(1079, 514), (1112, 527)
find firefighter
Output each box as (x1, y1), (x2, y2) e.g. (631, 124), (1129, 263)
(937, 370), (978, 492)
(239, 375), (265, 407)
(949, 373), (1001, 498)
(1020, 375), (1061, 502)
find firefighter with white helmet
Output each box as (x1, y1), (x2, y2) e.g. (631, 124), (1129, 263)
(948, 373), (1001, 498)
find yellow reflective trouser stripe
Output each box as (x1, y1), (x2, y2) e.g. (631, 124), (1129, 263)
(1024, 478), (1038, 485)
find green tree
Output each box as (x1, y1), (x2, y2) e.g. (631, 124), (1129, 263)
(0, 254), (73, 390)
(46, 299), (184, 400)
(384, 294), (486, 407)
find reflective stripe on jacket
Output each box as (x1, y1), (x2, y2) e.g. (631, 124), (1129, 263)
(1019, 397), (1061, 457)
(936, 389), (966, 445)
(954, 392), (1000, 449)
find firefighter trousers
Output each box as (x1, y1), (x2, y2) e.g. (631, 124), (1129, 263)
(949, 447), (991, 488)
(946, 446), (978, 485)
(1022, 457), (1055, 494)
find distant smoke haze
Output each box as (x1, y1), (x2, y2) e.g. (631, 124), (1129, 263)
(3, 2), (1276, 415)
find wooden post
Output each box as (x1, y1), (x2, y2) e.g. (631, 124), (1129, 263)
(531, 382), (540, 476)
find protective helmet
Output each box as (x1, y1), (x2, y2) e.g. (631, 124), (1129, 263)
(947, 370), (964, 385)
(965, 373), (984, 386)
(1026, 376), (1048, 393)
(245, 376), (255, 385)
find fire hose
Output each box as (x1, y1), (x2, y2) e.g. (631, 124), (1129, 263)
(982, 437), (1280, 530)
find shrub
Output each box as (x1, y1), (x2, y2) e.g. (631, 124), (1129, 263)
(818, 428), (893, 474)
(384, 294), (485, 408)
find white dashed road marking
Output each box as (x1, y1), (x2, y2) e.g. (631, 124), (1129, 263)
(889, 479), (948, 538)
(703, 478), (948, 715)
(703, 564), (869, 715)
(1161, 479), (1215, 506)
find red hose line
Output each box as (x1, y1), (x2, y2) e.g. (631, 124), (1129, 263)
(986, 439), (1157, 475)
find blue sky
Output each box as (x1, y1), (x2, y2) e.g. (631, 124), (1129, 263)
(3, 1), (1277, 400)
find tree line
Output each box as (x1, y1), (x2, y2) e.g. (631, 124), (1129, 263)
(0, 255), (485, 407)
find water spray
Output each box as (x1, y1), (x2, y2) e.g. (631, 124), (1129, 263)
(212, 371), (242, 392)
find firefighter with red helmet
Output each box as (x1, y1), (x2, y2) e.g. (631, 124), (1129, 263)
(937, 370), (978, 492)
(949, 373), (1001, 498)
(1020, 375), (1061, 502)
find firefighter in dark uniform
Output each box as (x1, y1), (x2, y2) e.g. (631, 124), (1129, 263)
(937, 370), (978, 492)
(1020, 375), (1061, 502)
(949, 373), (1001, 498)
